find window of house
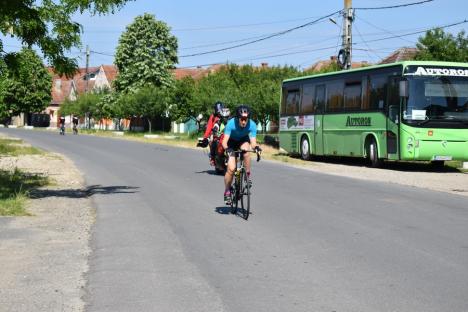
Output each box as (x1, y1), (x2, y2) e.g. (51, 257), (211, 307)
(344, 82), (361, 111)
(326, 81), (344, 112)
(301, 84), (315, 114)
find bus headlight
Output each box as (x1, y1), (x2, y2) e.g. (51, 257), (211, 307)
(407, 137), (414, 152)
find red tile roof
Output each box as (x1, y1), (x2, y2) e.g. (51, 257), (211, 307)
(379, 47), (418, 64)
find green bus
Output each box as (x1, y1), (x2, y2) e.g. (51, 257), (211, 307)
(279, 61), (468, 167)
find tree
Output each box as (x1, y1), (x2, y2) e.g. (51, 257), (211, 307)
(415, 28), (468, 62)
(124, 86), (171, 133)
(113, 13), (178, 93)
(2, 48), (51, 123)
(171, 76), (199, 122)
(0, 0), (132, 76)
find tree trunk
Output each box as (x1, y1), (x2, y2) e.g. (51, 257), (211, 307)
(148, 118), (152, 133)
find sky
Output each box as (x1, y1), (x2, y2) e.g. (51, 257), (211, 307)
(2, 0), (467, 70)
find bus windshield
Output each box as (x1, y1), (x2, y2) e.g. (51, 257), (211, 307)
(403, 76), (468, 127)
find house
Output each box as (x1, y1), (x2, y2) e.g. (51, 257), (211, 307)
(306, 56), (369, 72)
(378, 47), (418, 64)
(47, 65), (118, 127)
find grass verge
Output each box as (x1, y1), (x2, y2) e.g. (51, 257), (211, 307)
(0, 138), (43, 156)
(0, 137), (48, 216)
(0, 168), (49, 216)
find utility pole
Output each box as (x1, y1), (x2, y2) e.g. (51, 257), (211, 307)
(338, 0), (354, 70)
(85, 45), (90, 92)
(85, 45), (90, 129)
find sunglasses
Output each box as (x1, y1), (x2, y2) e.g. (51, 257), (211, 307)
(239, 117), (248, 122)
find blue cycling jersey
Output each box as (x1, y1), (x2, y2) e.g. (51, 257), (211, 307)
(224, 118), (257, 140)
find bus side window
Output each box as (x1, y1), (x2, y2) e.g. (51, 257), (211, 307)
(301, 84), (315, 114)
(326, 81), (344, 112)
(361, 76), (369, 110)
(286, 89), (300, 115)
(344, 82), (361, 111)
(369, 74), (388, 110)
(315, 85), (326, 113)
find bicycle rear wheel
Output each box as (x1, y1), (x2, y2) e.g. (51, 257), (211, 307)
(230, 185), (237, 214)
(239, 168), (250, 220)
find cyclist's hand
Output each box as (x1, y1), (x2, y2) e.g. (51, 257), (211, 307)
(197, 138), (209, 148)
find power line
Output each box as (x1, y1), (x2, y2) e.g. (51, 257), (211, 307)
(360, 19), (467, 44)
(85, 19), (466, 69)
(354, 0), (434, 10)
(355, 14), (416, 45)
(179, 10), (342, 58)
(172, 15), (327, 32)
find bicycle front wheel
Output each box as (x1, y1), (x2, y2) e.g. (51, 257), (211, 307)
(239, 168), (250, 220)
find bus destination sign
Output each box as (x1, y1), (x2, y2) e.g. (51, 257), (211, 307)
(407, 66), (468, 77)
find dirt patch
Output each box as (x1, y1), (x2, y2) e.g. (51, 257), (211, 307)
(0, 142), (94, 311)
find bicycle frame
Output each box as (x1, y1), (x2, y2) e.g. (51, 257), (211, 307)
(229, 149), (260, 220)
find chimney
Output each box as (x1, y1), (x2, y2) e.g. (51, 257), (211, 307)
(261, 62), (268, 68)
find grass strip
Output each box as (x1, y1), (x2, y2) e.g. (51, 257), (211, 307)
(0, 168), (49, 216)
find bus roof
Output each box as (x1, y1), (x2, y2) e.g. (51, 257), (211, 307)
(283, 61), (468, 83)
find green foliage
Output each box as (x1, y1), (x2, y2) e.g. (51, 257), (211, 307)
(415, 28), (468, 62)
(0, 0), (132, 76)
(170, 77), (199, 122)
(178, 64), (301, 132)
(119, 86), (172, 132)
(1, 48), (52, 121)
(0, 168), (49, 216)
(113, 13), (178, 93)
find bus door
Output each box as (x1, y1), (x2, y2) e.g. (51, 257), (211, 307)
(314, 84), (326, 155)
(386, 77), (401, 159)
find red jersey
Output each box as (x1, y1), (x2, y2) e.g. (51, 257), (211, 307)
(203, 114), (221, 139)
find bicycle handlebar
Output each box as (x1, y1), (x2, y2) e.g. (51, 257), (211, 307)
(229, 149), (261, 162)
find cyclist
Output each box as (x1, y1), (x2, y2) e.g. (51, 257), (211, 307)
(72, 116), (79, 134)
(221, 104), (261, 205)
(59, 116), (66, 135)
(201, 101), (227, 166)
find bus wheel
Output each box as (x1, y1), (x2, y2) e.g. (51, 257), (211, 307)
(300, 136), (310, 160)
(368, 139), (383, 168)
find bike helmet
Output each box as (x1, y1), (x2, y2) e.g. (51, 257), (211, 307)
(220, 107), (230, 118)
(235, 105), (250, 119)
(213, 101), (225, 116)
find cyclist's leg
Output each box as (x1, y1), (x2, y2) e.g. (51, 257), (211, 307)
(240, 140), (251, 174)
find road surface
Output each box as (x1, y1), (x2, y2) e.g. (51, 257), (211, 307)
(2, 128), (468, 312)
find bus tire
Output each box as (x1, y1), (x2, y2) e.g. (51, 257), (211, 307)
(300, 135), (310, 160)
(368, 139), (383, 168)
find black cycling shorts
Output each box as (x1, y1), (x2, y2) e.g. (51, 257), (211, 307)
(227, 136), (250, 150)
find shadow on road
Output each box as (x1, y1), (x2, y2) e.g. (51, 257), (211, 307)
(30, 185), (139, 199)
(215, 206), (231, 215)
(215, 206), (250, 220)
(195, 169), (223, 176)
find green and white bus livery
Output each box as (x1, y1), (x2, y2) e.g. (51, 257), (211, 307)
(279, 61), (468, 167)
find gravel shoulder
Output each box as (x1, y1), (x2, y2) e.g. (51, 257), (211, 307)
(268, 155), (468, 197)
(0, 141), (94, 311)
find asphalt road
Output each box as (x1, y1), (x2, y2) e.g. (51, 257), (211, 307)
(2, 128), (468, 312)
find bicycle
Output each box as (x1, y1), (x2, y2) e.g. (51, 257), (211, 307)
(59, 124), (65, 135)
(72, 124), (78, 135)
(229, 149), (261, 220)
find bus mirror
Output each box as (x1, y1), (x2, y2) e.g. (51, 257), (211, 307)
(399, 80), (409, 98)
